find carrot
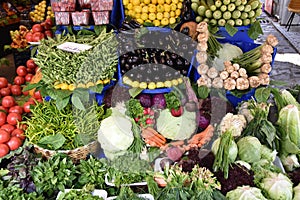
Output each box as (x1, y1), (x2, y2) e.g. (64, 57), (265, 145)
(188, 125), (214, 146)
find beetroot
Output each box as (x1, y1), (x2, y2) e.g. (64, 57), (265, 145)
(166, 146), (184, 162)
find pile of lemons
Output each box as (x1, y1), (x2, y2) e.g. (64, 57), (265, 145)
(123, 0), (184, 26)
(29, 0), (54, 22)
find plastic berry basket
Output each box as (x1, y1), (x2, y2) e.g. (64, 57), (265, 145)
(55, 12), (71, 25)
(50, 0), (76, 12)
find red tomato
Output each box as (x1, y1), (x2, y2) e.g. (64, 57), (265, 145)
(25, 74), (34, 82)
(44, 30), (53, 38)
(7, 113), (22, 125)
(1, 124), (15, 134)
(22, 90), (29, 96)
(11, 85), (22, 96)
(0, 106), (8, 113)
(25, 32), (33, 42)
(0, 112), (7, 126)
(17, 124), (27, 130)
(6, 136), (22, 150)
(171, 106), (183, 117)
(33, 90), (42, 100)
(26, 59), (37, 69)
(14, 76), (25, 85)
(45, 18), (53, 27)
(9, 106), (23, 114)
(11, 129), (25, 140)
(32, 24), (43, 33)
(0, 129), (10, 144)
(0, 88), (11, 97)
(32, 32), (45, 42)
(1, 96), (15, 108)
(0, 143), (9, 157)
(16, 66), (27, 77)
(23, 101), (35, 113)
(0, 77), (8, 89)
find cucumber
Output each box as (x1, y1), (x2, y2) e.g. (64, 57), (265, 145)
(210, 5), (217, 11)
(197, 5), (207, 16)
(235, 18), (243, 26)
(248, 10), (255, 18)
(210, 18), (217, 26)
(255, 8), (262, 17)
(223, 11), (232, 20)
(206, 0), (215, 7)
(232, 10), (241, 19)
(237, 5), (245, 11)
(243, 18), (250, 26)
(205, 9), (213, 18)
(244, 4), (252, 12)
(223, 0), (230, 5)
(195, 16), (203, 22)
(227, 19), (235, 26)
(218, 19), (226, 26)
(227, 3), (236, 11)
(220, 5), (227, 12)
(250, 17), (256, 24)
(215, 0), (222, 8)
(235, 0), (242, 6)
(241, 12), (248, 19)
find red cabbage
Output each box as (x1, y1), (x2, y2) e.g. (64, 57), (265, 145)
(152, 94), (166, 109)
(197, 112), (210, 129)
(137, 94), (152, 107)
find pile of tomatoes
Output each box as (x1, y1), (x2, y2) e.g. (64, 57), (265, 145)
(0, 59), (43, 158)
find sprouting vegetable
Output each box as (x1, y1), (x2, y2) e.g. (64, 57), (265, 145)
(237, 136), (262, 163)
(226, 185), (267, 200)
(260, 172), (293, 200)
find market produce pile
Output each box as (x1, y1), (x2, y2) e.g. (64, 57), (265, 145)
(2, 0), (300, 199)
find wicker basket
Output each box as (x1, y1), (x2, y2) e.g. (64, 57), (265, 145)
(33, 141), (98, 163)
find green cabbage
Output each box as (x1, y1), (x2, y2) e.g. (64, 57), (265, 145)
(277, 104), (300, 148)
(226, 186), (267, 200)
(260, 172), (293, 200)
(260, 145), (277, 163)
(293, 183), (300, 200)
(156, 108), (197, 140)
(237, 136), (261, 163)
(97, 109), (134, 159)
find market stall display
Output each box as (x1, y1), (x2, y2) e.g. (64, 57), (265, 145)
(2, 0), (300, 199)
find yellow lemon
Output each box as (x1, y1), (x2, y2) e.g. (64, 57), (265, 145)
(171, 79), (179, 86)
(134, 5), (142, 13)
(141, 12), (148, 20)
(140, 2), (145, 7)
(61, 83), (69, 90)
(161, 18), (169, 26)
(123, 0), (129, 5)
(177, 77), (183, 84)
(142, 5), (149, 12)
(68, 84), (76, 91)
(156, 4), (164, 12)
(170, 3), (177, 11)
(169, 17), (176, 24)
(156, 82), (164, 88)
(148, 12), (156, 20)
(132, 81), (140, 88)
(175, 9), (181, 16)
(172, 0), (178, 3)
(163, 12), (170, 18)
(164, 4), (171, 12)
(153, 19), (160, 26)
(47, 6), (52, 11)
(170, 11), (175, 17)
(96, 80), (103, 85)
(132, 0), (140, 6)
(148, 82), (156, 89)
(149, 4), (156, 12)
(128, 10), (136, 17)
(144, 0), (150, 4)
(136, 18), (144, 24)
(165, 0), (171, 4)
(135, 13), (141, 19)
(139, 82), (147, 89)
(177, 2), (183, 9)
(151, 0), (157, 4)
(164, 80), (172, 88)
(127, 3), (133, 10)
(125, 10), (129, 15)
(156, 12), (163, 20)
(157, 0), (164, 5)
(103, 79), (110, 84)
(123, 77), (132, 85)
(77, 83), (86, 88)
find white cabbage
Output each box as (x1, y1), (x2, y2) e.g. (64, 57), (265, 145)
(260, 172), (293, 200)
(293, 183), (300, 200)
(97, 108), (134, 159)
(226, 185), (267, 200)
(156, 108), (197, 140)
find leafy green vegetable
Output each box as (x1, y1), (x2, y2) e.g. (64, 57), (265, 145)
(125, 99), (144, 119)
(31, 154), (77, 198)
(38, 134), (66, 150)
(115, 187), (147, 200)
(164, 91), (181, 110)
(226, 186), (267, 200)
(237, 136), (262, 163)
(57, 185), (104, 200)
(248, 21), (263, 40)
(225, 23), (238, 36)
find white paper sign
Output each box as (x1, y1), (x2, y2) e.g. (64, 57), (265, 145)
(57, 42), (93, 53)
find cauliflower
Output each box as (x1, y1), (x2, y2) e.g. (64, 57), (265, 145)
(220, 113), (247, 137)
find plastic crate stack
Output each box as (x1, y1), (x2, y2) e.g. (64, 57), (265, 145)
(50, 0), (114, 26)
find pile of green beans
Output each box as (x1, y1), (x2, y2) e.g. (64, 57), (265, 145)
(33, 27), (118, 87)
(24, 101), (106, 150)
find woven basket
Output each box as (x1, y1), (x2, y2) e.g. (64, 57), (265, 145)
(33, 141), (98, 163)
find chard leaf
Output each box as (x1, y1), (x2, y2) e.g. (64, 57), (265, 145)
(255, 87), (271, 103)
(38, 134), (66, 150)
(225, 24), (238, 37)
(248, 21), (263, 40)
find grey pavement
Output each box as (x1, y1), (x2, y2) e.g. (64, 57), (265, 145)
(257, 12), (300, 88)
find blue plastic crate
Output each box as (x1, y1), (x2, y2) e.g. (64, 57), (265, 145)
(216, 26), (254, 43)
